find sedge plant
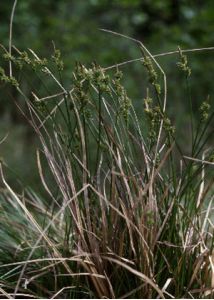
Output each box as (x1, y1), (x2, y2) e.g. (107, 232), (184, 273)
(0, 33), (213, 299)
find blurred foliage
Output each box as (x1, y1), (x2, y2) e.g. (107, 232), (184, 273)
(0, 0), (213, 188)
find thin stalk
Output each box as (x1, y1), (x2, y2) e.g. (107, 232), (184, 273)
(95, 90), (102, 175)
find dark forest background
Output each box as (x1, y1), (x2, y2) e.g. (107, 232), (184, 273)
(0, 0), (213, 191)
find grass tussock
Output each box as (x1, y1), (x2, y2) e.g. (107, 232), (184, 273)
(0, 35), (214, 299)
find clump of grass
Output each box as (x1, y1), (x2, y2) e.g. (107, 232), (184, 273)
(0, 35), (213, 299)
